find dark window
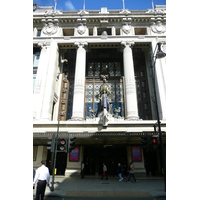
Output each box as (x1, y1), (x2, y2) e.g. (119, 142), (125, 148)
(97, 28), (111, 35)
(37, 29), (41, 36)
(85, 48), (124, 118)
(61, 49), (76, 120)
(133, 48), (152, 120)
(135, 28), (147, 35)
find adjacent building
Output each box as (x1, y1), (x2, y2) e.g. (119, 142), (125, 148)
(33, 4), (166, 176)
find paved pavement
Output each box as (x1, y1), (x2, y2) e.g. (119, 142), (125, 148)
(33, 175), (166, 199)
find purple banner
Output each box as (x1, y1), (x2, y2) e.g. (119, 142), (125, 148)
(132, 146), (142, 162)
(69, 146), (79, 162)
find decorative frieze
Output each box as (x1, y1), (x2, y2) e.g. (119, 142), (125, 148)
(33, 131), (166, 138)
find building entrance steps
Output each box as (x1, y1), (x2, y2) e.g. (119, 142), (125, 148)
(33, 175), (166, 199)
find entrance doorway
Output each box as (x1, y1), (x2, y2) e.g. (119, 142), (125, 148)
(83, 145), (127, 176)
(47, 151), (67, 175)
(143, 149), (160, 176)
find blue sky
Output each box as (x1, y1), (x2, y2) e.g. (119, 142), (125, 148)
(33, 0), (166, 11)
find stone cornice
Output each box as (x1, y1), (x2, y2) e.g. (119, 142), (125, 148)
(33, 120), (166, 128)
(33, 131), (166, 138)
(33, 11), (166, 26)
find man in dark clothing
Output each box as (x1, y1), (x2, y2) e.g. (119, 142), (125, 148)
(126, 161), (138, 182)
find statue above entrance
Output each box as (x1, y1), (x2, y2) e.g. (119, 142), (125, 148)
(97, 71), (115, 126)
(86, 70), (124, 126)
(98, 73), (111, 110)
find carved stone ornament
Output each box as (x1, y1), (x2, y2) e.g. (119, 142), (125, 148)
(74, 41), (88, 49)
(121, 41), (135, 48)
(77, 9), (89, 15)
(119, 9), (131, 14)
(60, 110), (66, 116)
(44, 10), (63, 16)
(38, 42), (50, 49)
(62, 88), (68, 93)
(42, 21), (58, 36)
(151, 21), (166, 34)
(77, 23), (86, 35)
(122, 23), (131, 34)
(63, 77), (68, 83)
(146, 9), (166, 14)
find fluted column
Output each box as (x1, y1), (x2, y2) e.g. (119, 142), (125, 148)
(33, 42), (51, 120)
(71, 42), (88, 120)
(40, 40), (59, 120)
(121, 41), (139, 120)
(151, 40), (166, 120)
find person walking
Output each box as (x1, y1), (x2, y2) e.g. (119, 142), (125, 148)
(33, 160), (50, 200)
(101, 163), (108, 180)
(126, 161), (138, 182)
(81, 161), (84, 179)
(118, 163), (123, 181)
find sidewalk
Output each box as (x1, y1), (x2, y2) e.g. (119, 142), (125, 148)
(33, 175), (166, 199)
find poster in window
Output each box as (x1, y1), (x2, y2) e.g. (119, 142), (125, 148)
(132, 146), (142, 162)
(69, 146), (79, 162)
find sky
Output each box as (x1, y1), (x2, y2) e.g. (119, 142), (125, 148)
(33, 0), (166, 11)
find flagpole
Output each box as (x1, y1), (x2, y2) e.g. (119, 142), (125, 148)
(83, 0), (85, 10)
(122, 0), (125, 10)
(151, 0), (154, 9)
(54, 0), (57, 10)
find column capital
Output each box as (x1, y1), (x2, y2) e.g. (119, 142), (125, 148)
(74, 41), (88, 49)
(121, 41), (135, 48)
(38, 42), (51, 49)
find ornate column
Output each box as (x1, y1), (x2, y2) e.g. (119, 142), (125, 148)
(151, 40), (166, 120)
(121, 41), (139, 120)
(40, 39), (59, 120)
(33, 42), (51, 120)
(71, 42), (88, 120)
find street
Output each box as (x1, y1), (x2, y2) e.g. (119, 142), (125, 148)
(33, 176), (166, 200)
(39, 196), (166, 200)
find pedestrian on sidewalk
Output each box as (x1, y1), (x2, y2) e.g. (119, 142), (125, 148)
(118, 163), (123, 181)
(126, 161), (138, 182)
(101, 163), (108, 180)
(33, 160), (50, 200)
(81, 161), (84, 179)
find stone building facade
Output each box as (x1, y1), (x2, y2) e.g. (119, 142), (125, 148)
(33, 4), (166, 176)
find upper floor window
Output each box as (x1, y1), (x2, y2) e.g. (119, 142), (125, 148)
(87, 62), (122, 77)
(97, 28), (111, 36)
(135, 28), (147, 35)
